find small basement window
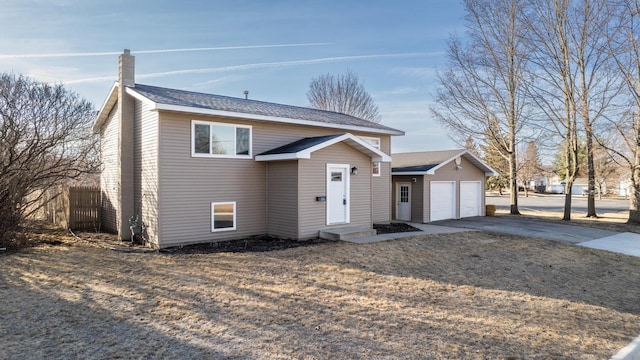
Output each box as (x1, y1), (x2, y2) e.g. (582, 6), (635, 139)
(211, 202), (236, 232)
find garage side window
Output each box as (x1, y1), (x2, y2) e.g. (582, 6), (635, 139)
(212, 202), (236, 232)
(192, 120), (251, 158)
(358, 136), (381, 176)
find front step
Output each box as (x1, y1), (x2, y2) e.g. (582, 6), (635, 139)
(319, 226), (377, 241)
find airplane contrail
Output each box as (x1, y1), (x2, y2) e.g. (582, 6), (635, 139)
(64, 53), (430, 84)
(0, 43), (331, 59)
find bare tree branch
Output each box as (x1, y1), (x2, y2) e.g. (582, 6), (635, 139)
(307, 70), (381, 123)
(0, 73), (98, 246)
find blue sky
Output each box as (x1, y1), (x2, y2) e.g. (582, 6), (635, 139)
(0, 0), (465, 152)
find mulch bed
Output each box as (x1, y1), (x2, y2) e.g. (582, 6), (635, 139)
(373, 222), (422, 234)
(159, 235), (335, 254)
(161, 223), (421, 253)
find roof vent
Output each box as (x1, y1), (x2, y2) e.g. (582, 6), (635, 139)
(243, 90), (249, 100)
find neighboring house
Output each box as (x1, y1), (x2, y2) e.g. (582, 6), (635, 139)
(547, 176), (590, 195)
(391, 149), (497, 223)
(618, 177), (632, 197)
(571, 178), (589, 195)
(93, 50), (404, 248)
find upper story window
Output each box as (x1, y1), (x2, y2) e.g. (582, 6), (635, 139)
(359, 136), (381, 176)
(192, 120), (252, 158)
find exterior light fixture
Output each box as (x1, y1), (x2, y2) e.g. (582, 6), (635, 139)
(351, 166), (358, 175)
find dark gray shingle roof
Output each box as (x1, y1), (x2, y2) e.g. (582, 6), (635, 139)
(392, 164), (438, 173)
(258, 134), (344, 156)
(131, 84), (403, 134)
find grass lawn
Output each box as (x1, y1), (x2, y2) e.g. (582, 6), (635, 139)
(1, 220), (640, 359)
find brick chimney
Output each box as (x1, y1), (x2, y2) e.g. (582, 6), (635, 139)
(117, 49), (135, 240)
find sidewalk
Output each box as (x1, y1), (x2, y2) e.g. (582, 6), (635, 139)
(578, 232), (640, 257)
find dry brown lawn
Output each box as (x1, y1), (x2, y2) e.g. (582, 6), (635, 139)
(2, 222), (640, 359)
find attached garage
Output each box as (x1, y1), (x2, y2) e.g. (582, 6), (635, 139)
(391, 149), (497, 223)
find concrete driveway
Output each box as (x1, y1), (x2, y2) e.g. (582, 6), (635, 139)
(432, 216), (640, 257)
(432, 216), (617, 244)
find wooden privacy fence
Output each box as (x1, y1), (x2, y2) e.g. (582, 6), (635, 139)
(67, 186), (101, 230)
(28, 186), (101, 231)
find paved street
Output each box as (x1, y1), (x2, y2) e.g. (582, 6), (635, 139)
(487, 193), (629, 215)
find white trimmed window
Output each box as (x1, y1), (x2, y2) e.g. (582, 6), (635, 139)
(359, 136), (381, 176)
(211, 202), (236, 232)
(192, 120), (251, 158)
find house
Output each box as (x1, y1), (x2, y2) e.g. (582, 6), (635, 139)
(617, 174), (632, 197)
(93, 50), (404, 248)
(391, 149), (497, 223)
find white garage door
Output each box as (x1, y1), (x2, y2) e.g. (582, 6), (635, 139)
(460, 181), (482, 218)
(430, 181), (456, 221)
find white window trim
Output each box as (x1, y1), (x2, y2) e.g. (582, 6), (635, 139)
(211, 201), (237, 232)
(191, 120), (252, 159)
(359, 136), (381, 177)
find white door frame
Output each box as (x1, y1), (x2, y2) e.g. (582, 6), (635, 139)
(396, 182), (411, 221)
(326, 164), (350, 225)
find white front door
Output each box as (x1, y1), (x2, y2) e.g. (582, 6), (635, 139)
(327, 164), (350, 225)
(396, 182), (411, 221)
(430, 181), (456, 221)
(460, 181), (482, 217)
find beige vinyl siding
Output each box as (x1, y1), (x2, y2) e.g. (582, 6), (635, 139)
(100, 106), (119, 233)
(157, 113), (267, 247)
(425, 156), (486, 222)
(391, 176), (424, 223)
(371, 136), (391, 223)
(133, 99), (159, 246)
(252, 121), (392, 163)
(253, 122), (392, 224)
(298, 142), (371, 239)
(266, 161), (298, 239)
(154, 112), (393, 247)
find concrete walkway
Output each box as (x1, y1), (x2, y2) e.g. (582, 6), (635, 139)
(342, 223), (473, 244)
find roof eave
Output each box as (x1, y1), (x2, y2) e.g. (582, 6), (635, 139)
(255, 133), (392, 162)
(152, 103), (405, 136)
(255, 153), (307, 161)
(92, 82), (119, 133)
(391, 171), (429, 176)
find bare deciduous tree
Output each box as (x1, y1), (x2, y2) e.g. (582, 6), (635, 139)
(526, 0), (617, 219)
(571, 0), (617, 217)
(603, 0), (640, 223)
(307, 70), (381, 123)
(431, 0), (531, 215)
(0, 73), (98, 247)
(524, 0), (581, 220)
